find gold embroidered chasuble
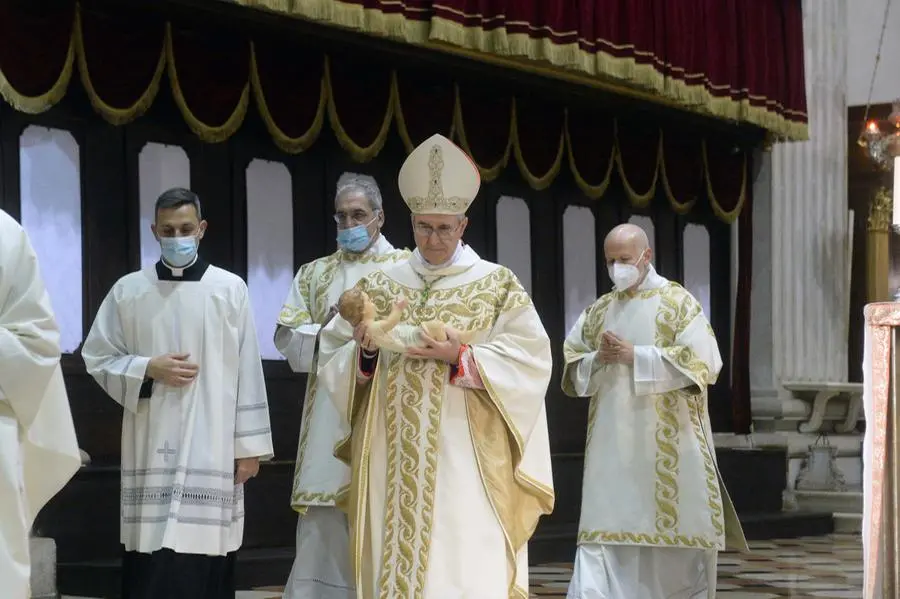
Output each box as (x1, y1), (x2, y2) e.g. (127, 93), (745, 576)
(563, 266), (747, 553)
(275, 236), (409, 512)
(318, 246), (555, 599)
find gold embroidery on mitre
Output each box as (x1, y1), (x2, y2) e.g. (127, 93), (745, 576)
(406, 144), (469, 214)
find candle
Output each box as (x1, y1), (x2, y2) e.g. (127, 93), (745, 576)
(894, 155), (900, 227)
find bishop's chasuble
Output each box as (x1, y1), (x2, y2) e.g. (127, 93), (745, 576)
(562, 266), (746, 598)
(0, 210), (81, 599)
(275, 235), (409, 512)
(82, 259), (274, 558)
(319, 245), (555, 599)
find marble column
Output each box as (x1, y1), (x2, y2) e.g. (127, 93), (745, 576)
(750, 0), (850, 415)
(738, 0), (861, 510)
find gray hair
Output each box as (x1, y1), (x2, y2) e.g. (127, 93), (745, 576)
(335, 172), (383, 212)
(155, 187), (201, 221)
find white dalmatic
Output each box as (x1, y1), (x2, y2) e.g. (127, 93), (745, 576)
(562, 265), (746, 599)
(275, 235), (407, 599)
(0, 209), (80, 598)
(275, 235), (408, 510)
(319, 245), (555, 599)
(82, 260), (273, 556)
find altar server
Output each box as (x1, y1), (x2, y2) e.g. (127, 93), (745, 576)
(82, 188), (273, 599)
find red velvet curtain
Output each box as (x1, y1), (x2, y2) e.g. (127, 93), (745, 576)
(417, 0), (807, 139)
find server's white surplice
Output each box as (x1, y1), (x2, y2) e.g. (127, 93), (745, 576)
(82, 261), (273, 556)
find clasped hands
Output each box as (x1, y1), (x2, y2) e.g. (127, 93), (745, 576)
(597, 331), (634, 365)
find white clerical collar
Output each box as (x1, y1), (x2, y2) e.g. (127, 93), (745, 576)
(410, 243), (479, 277)
(161, 255), (198, 278)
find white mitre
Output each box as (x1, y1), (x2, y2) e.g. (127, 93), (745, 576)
(398, 134), (481, 215)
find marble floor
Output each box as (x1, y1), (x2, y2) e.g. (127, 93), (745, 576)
(63, 534), (863, 599)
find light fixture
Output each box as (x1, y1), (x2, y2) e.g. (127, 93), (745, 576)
(858, 101), (900, 229)
(858, 99), (900, 171)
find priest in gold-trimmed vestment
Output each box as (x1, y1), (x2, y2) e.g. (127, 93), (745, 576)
(318, 134), (555, 599)
(563, 224), (746, 599)
(274, 173), (408, 599)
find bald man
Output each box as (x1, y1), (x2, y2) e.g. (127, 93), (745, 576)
(561, 224), (746, 598)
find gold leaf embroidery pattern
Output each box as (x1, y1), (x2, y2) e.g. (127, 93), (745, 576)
(653, 392), (680, 534)
(577, 529), (717, 549)
(356, 265), (528, 596)
(686, 392), (725, 538)
(290, 248), (409, 506)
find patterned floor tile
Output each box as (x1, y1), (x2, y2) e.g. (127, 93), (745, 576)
(523, 534), (863, 599)
(64, 534), (864, 599)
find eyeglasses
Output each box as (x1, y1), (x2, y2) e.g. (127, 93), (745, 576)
(334, 210), (374, 226)
(413, 222), (461, 240)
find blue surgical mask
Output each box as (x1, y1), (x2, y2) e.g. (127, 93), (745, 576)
(160, 236), (199, 268)
(337, 218), (376, 253)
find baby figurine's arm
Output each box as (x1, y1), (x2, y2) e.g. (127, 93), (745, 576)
(378, 297), (408, 333)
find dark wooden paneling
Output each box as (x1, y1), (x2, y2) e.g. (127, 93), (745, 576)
(653, 194), (681, 281)
(192, 143), (235, 268)
(263, 361), (304, 461)
(0, 104), (6, 215)
(0, 105), (23, 220)
(63, 364), (124, 464)
(592, 182), (626, 297)
(82, 119), (129, 330)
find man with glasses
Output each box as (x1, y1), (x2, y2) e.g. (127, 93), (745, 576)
(318, 135), (554, 598)
(275, 172), (408, 599)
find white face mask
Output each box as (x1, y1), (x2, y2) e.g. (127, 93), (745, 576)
(607, 251), (647, 290)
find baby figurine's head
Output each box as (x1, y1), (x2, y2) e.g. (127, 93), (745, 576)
(338, 289), (372, 326)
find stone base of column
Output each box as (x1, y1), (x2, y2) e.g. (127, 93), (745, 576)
(30, 536), (59, 599)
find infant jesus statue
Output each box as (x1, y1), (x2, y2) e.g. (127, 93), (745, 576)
(337, 288), (473, 353)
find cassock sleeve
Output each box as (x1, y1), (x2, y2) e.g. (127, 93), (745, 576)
(0, 218), (62, 427)
(234, 287), (274, 460)
(561, 298), (612, 398)
(82, 287), (153, 415)
(651, 287), (723, 391)
(274, 262), (320, 373)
